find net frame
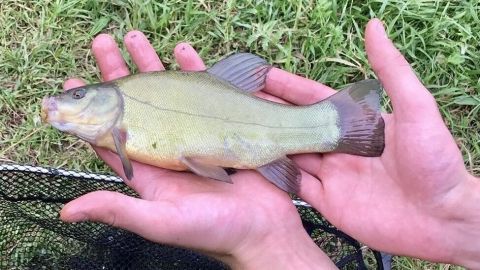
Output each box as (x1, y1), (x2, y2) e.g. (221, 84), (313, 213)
(0, 163), (385, 269)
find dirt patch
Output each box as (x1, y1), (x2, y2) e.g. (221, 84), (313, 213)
(2, 108), (25, 129)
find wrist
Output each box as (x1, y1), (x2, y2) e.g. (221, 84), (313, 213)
(444, 174), (480, 268)
(226, 228), (337, 270)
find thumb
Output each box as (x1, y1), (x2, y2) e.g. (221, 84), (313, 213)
(60, 191), (181, 244)
(365, 19), (441, 123)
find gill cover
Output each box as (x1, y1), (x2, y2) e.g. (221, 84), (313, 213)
(42, 83), (124, 143)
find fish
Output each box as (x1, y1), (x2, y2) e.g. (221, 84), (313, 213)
(41, 53), (385, 194)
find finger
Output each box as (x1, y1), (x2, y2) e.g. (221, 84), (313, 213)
(264, 68), (337, 105)
(365, 19), (439, 122)
(60, 191), (181, 244)
(93, 147), (174, 196)
(124, 31), (165, 72)
(291, 153), (323, 177)
(92, 34), (130, 81)
(254, 91), (290, 104)
(297, 169), (325, 207)
(63, 78), (86, 90)
(174, 43), (206, 71)
(288, 154), (326, 207)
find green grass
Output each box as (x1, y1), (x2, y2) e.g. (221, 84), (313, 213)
(0, 0), (478, 268)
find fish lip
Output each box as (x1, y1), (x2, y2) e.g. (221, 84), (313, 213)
(50, 120), (75, 132)
(41, 96), (57, 123)
(41, 97), (73, 131)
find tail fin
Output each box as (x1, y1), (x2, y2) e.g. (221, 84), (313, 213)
(326, 79), (385, 157)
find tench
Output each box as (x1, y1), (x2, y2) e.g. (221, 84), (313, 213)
(41, 53), (385, 193)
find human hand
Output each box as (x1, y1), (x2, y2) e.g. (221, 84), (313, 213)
(259, 19), (480, 268)
(59, 32), (337, 269)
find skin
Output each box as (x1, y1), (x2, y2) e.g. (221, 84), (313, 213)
(60, 19), (480, 269)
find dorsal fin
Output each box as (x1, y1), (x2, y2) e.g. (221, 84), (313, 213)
(207, 53), (271, 93)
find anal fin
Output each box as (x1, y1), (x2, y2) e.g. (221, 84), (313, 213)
(180, 156), (232, 184)
(256, 157), (301, 194)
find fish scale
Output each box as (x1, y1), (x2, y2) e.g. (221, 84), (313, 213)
(42, 53), (384, 194)
(116, 71), (340, 170)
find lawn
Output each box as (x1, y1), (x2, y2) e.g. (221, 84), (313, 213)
(0, 0), (478, 269)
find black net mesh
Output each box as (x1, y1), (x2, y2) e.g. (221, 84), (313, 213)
(0, 163), (383, 269)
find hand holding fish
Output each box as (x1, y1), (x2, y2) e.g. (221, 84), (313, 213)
(56, 18), (480, 269)
(59, 32), (337, 269)
(292, 19), (480, 268)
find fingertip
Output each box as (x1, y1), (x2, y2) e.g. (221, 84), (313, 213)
(366, 18), (386, 37)
(60, 196), (89, 223)
(60, 210), (85, 223)
(60, 191), (159, 236)
(91, 33), (130, 81)
(60, 191), (118, 223)
(173, 42), (192, 56)
(124, 30), (146, 44)
(364, 18), (440, 121)
(365, 19), (387, 52)
(174, 42), (206, 71)
(63, 78), (85, 91)
(124, 30), (164, 72)
(123, 30), (151, 52)
(92, 33), (116, 53)
(365, 18), (393, 71)
(297, 170), (325, 207)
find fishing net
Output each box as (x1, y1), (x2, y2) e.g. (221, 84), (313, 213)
(0, 163), (385, 269)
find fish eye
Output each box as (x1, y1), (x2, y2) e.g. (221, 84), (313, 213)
(72, 88), (86, 99)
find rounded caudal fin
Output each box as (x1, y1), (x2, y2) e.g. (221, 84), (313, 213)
(326, 79), (385, 157)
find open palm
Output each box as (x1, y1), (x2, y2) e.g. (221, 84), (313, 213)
(299, 107), (467, 262)
(60, 31), (335, 269)
(59, 19), (478, 268)
(275, 20), (474, 264)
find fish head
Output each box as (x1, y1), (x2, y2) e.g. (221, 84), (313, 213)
(41, 83), (123, 143)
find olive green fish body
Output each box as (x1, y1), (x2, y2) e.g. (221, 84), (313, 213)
(42, 53), (385, 194)
(113, 71), (340, 171)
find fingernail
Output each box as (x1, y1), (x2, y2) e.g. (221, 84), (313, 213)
(68, 212), (88, 223)
(375, 20), (387, 38)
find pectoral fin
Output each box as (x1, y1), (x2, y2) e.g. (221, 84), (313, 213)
(180, 156), (232, 183)
(112, 128), (133, 180)
(256, 157), (301, 194)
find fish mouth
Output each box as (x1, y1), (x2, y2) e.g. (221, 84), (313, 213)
(41, 96), (57, 123)
(41, 97), (74, 132)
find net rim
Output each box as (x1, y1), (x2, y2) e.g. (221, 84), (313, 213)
(0, 163), (312, 207)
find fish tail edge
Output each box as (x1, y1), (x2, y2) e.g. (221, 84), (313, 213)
(323, 79), (385, 157)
